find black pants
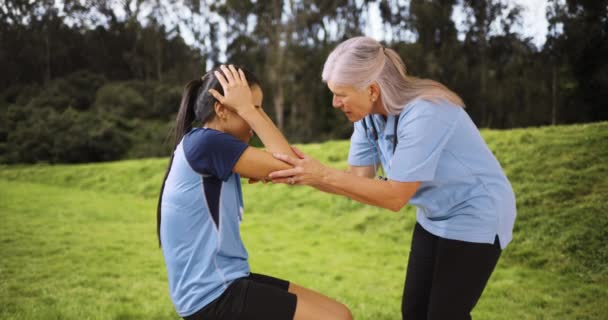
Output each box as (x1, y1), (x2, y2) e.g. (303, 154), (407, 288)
(184, 273), (297, 320)
(402, 223), (502, 320)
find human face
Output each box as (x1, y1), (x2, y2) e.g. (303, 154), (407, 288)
(224, 85), (263, 143)
(328, 82), (377, 122)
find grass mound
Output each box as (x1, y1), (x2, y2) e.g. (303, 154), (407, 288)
(1, 121), (606, 319)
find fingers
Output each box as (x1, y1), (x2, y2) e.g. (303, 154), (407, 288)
(214, 64), (246, 93)
(272, 153), (298, 166)
(228, 65), (241, 84)
(291, 146), (306, 159)
(238, 68), (248, 86)
(214, 70), (228, 89)
(208, 89), (224, 103)
(219, 65), (236, 84)
(268, 168), (300, 179)
(271, 177), (297, 185)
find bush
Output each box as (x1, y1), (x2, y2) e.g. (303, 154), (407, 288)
(126, 119), (173, 158)
(94, 82), (147, 118)
(94, 81), (180, 120)
(151, 84), (181, 120)
(1, 105), (131, 164)
(26, 71), (106, 111)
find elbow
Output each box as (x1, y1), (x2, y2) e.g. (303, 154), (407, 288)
(386, 197), (409, 212)
(385, 202), (405, 212)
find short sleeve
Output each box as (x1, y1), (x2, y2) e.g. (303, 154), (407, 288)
(183, 129), (249, 181)
(388, 100), (462, 182)
(348, 120), (377, 166)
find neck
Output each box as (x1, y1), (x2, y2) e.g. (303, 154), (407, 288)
(371, 96), (388, 116)
(204, 119), (225, 132)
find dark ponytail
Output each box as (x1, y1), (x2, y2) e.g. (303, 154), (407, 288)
(156, 79), (203, 247)
(156, 66), (261, 247)
(174, 79), (203, 148)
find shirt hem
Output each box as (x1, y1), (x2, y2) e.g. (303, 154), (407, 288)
(416, 217), (510, 248)
(177, 281), (233, 317)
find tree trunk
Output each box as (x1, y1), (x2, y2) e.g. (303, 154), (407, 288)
(274, 84), (285, 131)
(551, 64), (557, 125)
(480, 52), (487, 127)
(270, 0), (285, 130)
(156, 36), (163, 82)
(44, 31), (51, 84)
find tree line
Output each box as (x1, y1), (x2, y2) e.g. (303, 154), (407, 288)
(1, 0), (606, 164)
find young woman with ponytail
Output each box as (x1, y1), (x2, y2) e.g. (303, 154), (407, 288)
(269, 37), (516, 320)
(158, 65), (352, 320)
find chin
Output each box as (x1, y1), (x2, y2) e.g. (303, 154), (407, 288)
(345, 113), (365, 122)
(241, 133), (254, 143)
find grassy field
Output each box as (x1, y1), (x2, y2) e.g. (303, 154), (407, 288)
(1, 122), (607, 319)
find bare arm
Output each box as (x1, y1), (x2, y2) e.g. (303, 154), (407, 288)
(209, 65), (296, 159)
(319, 166), (420, 212)
(347, 165), (376, 178)
(237, 106), (296, 158)
(233, 147), (291, 180)
(312, 164), (375, 194)
(233, 107), (296, 180)
(207, 65), (296, 180)
(270, 147), (420, 212)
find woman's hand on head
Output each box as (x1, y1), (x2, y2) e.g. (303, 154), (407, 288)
(269, 146), (327, 187)
(208, 65), (255, 115)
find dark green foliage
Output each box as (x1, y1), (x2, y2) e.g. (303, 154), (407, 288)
(95, 83), (147, 118)
(0, 0), (606, 164)
(26, 71), (107, 111)
(1, 105), (131, 164)
(126, 120), (173, 159)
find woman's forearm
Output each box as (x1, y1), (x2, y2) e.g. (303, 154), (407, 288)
(318, 167), (419, 212)
(270, 151), (420, 211)
(238, 106), (296, 158)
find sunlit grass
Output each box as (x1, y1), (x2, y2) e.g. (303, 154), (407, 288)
(1, 122), (607, 319)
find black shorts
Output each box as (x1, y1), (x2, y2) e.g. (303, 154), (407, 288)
(184, 273), (297, 320)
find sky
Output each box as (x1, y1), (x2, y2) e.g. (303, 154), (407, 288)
(56, 0), (551, 52)
(364, 0), (549, 48)
(510, 0), (550, 46)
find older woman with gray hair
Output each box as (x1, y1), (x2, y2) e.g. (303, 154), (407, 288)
(270, 36), (516, 320)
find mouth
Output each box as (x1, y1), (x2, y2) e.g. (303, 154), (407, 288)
(342, 111), (362, 122)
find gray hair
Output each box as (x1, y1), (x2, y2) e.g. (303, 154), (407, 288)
(322, 36), (464, 114)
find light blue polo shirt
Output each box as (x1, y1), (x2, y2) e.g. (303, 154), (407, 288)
(348, 99), (516, 249)
(160, 128), (250, 316)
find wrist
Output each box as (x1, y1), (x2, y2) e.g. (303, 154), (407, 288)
(319, 165), (335, 187)
(236, 104), (259, 117)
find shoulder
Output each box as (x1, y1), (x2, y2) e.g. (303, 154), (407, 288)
(183, 127), (248, 164)
(183, 128), (249, 179)
(184, 128), (241, 150)
(398, 98), (464, 124)
(185, 127), (228, 142)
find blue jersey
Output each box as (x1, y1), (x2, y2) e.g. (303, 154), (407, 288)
(348, 99), (516, 249)
(160, 128), (250, 316)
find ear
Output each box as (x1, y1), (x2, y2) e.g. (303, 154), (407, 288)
(213, 102), (228, 120)
(368, 83), (381, 102)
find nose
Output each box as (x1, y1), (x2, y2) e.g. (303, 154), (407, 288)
(332, 95), (342, 108)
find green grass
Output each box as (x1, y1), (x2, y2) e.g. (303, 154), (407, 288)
(1, 122), (607, 319)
